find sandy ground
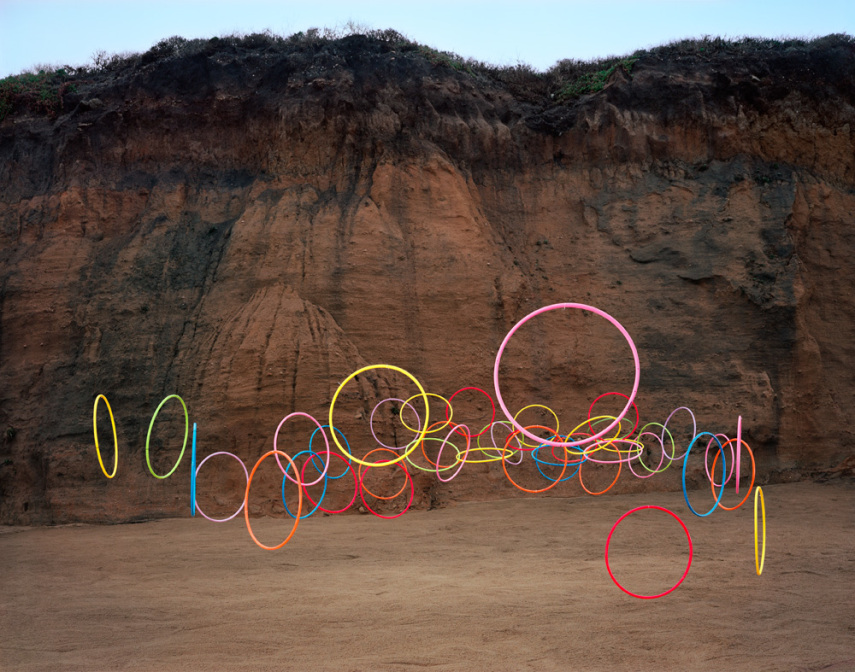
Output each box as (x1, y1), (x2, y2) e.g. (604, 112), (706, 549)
(2, 481), (854, 671)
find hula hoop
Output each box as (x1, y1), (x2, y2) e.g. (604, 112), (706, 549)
(402, 392), (452, 434)
(273, 412), (329, 486)
(413, 420), (467, 471)
(660, 407), (697, 461)
(736, 415), (743, 495)
(632, 422), (676, 474)
(754, 486), (766, 575)
(359, 448), (411, 500)
(406, 442), (461, 474)
(445, 387), (496, 438)
(709, 439), (755, 511)
(308, 426), (353, 480)
(475, 421), (524, 464)
(465, 446), (516, 463)
(588, 437), (644, 463)
(245, 450), (302, 550)
(145, 394), (189, 479)
(302, 451), (359, 514)
(578, 421), (643, 464)
(532, 445), (584, 483)
(329, 364), (429, 467)
(358, 455), (414, 520)
(435, 424), (472, 483)
(410, 440), (463, 474)
(93, 394), (119, 478)
(195, 451), (249, 522)
(704, 433), (735, 486)
(567, 413), (637, 462)
(588, 392), (639, 439)
(501, 425), (567, 494)
(282, 450), (327, 519)
(190, 423), (197, 516)
(513, 404), (561, 448)
(578, 448), (622, 495)
(370, 398), (421, 450)
(493, 303), (640, 449)
(605, 505), (693, 599)
(626, 432), (666, 479)
(467, 422), (521, 464)
(681, 432), (726, 517)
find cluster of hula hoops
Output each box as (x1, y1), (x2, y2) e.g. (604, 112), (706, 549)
(92, 303), (766, 599)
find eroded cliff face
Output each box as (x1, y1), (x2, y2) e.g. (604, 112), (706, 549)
(2, 35), (854, 523)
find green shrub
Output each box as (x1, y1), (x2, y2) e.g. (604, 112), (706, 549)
(0, 68), (77, 121)
(555, 56), (638, 100)
(417, 45), (475, 74)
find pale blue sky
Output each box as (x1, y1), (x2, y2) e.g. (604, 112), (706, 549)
(1, 0), (854, 78)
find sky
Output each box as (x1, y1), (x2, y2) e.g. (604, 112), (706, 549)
(1, 0), (854, 78)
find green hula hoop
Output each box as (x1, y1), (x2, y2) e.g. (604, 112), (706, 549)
(145, 394), (189, 479)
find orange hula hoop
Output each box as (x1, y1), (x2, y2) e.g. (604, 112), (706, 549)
(710, 438), (755, 511)
(245, 450), (302, 551)
(420, 420), (466, 469)
(358, 447), (411, 500)
(501, 424), (567, 494)
(578, 444), (622, 496)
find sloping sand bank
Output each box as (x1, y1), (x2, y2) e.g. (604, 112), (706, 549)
(2, 481), (853, 671)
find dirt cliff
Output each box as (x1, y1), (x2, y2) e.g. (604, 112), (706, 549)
(2, 32), (854, 524)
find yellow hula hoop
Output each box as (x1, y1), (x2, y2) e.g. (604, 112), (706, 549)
(583, 438), (644, 460)
(329, 364), (429, 468)
(566, 415), (624, 456)
(754, 486), (766, 575)
(405, 432), (464, 473)
(583, 416), (638, 455)
(464, 445), (517, 464)
(93, 394), (118, 478)
(513, 404), (560, 448)
(401, 392), (453, 435)
(475, 421), (523, 461)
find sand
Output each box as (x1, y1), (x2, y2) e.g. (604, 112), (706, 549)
(2, 481), (854, 671)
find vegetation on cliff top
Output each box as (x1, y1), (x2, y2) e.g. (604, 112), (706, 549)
(1, 28), (853, 122)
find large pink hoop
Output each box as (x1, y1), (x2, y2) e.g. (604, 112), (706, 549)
(493, 303), (640, 448)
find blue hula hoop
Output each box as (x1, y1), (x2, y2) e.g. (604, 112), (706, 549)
(282, 449), (328, 519)
(682, 431), (726, 517)
(190, 422), (197, 517)
(532, 444), (585, 483)
(309, 425), (353, 480)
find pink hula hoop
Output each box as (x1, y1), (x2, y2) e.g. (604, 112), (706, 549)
(493, 303), (640, 449)
(273, 412), (330, 486)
